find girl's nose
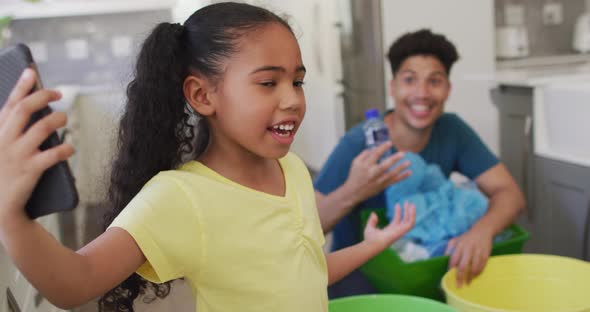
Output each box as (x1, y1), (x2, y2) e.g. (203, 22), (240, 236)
(280, 88), (303, 111)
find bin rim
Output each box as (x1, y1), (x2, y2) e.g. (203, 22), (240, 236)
(440, 254), (590, 312)
(329, 293), (455, 307)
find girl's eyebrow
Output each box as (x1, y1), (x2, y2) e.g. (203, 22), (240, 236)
(249, 65), (307, 75)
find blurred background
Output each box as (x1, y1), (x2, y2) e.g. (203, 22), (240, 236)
(1, 0), (590, 311)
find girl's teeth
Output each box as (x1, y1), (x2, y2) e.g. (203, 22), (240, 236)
(273, 123), (294, 130)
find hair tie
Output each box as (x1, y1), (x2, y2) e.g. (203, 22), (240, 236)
(172, 22), (185, 35)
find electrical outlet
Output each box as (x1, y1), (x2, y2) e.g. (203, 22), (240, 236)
(505, 3), (525, 26)
(65, 38), (89, 60)
(111, 35), (132, 58)
(543, 2), (563, 25)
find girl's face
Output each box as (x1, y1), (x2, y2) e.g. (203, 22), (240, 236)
(208, 23), (306, 160)
(389, 55), (450, 132)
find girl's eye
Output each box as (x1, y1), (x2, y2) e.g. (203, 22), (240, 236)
(294, 80), (305, 87)
(260, 81), (276, 87)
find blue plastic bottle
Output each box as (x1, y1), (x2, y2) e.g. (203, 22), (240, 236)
(363, 108), (391, 161)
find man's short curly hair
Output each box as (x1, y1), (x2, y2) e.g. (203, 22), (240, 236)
(387, 29), (459, 77)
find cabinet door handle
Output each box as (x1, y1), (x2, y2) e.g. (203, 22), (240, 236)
(583, 198), (590, 261)
(6, 287), (21, 312)
(522, 115), (534, 221)
(34, 291), (44, 307)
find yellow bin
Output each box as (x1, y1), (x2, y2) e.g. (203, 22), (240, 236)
(441, 254), (590, 312)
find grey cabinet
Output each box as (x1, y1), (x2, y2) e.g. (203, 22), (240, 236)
(491, 86), (539, 251)
(493, 85), (590, 261)
(534, 157), (590, 261)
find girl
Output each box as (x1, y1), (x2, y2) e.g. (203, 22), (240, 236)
(0, 2), (415, 312)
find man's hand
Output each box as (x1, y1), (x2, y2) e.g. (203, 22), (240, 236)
(446, 227), (494, 287)
(343, 142), (411, 204)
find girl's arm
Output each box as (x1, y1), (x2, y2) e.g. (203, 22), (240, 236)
(0, 69), (145, 309)
(0, 221), (144, 309)
(325, 202), (415, 285)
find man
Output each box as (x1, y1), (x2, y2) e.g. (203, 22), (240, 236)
(314, 29), (525, 298)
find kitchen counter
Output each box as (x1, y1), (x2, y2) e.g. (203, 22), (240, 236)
(495, 62), (590, 87)
(494, 53), (590, 86)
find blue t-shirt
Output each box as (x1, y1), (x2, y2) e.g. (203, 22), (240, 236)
(314, 112), (499, 251)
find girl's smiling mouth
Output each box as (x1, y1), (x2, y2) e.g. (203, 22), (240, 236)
(268, 121), (296, 144)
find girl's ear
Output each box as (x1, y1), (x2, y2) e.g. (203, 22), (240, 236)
(183, 75), (215, 116)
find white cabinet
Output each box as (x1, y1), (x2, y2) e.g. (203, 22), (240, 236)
(0, 0), (175, 20)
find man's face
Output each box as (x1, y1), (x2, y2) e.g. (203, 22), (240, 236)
(389, 55), (451, 131)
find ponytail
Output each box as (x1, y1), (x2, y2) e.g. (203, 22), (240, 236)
(98, 22), (193, 312)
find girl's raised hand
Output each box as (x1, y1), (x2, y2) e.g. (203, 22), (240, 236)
(363, 202), (415, 250)
(0, 69), (74, 222)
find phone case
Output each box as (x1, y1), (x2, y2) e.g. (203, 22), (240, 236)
(0, 44), (79, 219)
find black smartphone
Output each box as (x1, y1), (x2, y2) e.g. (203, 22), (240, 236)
(0, 43), (78, 219)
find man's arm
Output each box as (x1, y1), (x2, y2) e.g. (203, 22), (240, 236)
(315, 142), (411, 233)
(473, 163), (525, 236)
(446, 163), (525, 286)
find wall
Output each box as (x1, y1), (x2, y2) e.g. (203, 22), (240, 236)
(339, 0), (388, 129)
(250, 0), (346, 171)
(7, 10), (171, 88)
(381, 0), (499, 154)
(495, 0), (586, 57)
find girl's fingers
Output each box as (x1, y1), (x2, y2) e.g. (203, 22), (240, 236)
(4, 89), (61, 140)
(390, 204), (401, 225)
(30, 143), (74, 173)
(19, 112), (67, 154)
(0, 69), (36, 119)
(404, 203), (416, 228)
(365, 212), (378, 230)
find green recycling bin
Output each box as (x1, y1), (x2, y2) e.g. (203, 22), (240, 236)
(359, 208), (529, 301)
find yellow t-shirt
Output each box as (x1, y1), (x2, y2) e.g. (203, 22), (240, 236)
(109, 152), (328, 312)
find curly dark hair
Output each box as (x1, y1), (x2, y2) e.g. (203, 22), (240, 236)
(386, 29), (459, 77)
(98, 2), (292, 311)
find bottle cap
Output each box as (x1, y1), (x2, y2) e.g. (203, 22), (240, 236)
(365, 108), (379, 119)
